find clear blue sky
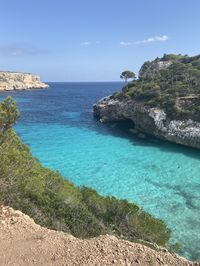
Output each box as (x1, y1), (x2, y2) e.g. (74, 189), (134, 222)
(0, 0), (200, 81)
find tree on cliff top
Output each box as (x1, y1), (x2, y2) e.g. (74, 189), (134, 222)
(120, 70), (136, 83)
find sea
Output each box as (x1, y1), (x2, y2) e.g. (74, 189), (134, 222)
(0, 82), (200, 261)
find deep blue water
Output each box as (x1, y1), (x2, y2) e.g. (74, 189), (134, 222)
(0, 82), (200, 261)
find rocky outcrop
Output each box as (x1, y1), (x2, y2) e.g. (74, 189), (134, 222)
(0, 71), (48, 91)
(139, 60), (172, 78)
(93, 96), (200, 149)
(0, 205), (196, 266)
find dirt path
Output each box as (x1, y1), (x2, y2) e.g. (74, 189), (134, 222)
(0, 206), (198, 266)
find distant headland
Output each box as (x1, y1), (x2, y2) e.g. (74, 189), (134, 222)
(0, 71), (48, 91)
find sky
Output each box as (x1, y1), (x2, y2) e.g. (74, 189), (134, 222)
(0, 0), (200, 81)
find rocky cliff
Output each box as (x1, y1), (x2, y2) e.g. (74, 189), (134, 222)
(139, 59), (172, 79)
(93, 54), (200, 149)
(0, 71), (48, 91)
(0, 205), (195, 266)
(93, 96), (200, 149)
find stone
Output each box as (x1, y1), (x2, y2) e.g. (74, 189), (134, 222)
(137, 133), (146, 139)
(129, 128), (138, 134)
(93, 96), (200, 149)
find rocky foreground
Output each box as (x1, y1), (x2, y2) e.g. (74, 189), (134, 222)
(0, 71), (48, 91)
(0, 206), (197, 266)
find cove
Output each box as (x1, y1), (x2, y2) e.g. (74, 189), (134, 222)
(0, 82), (199, 260)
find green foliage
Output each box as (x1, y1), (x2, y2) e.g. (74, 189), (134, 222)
(114, 54), (200, 121)
(112, 91), (125, 99)
(81, 187), (170, 245)
(0, 96), (19, 134)
(0, 96), (171, 247)
(161, 53), (185, 61)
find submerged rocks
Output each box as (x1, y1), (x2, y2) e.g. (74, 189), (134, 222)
(93, 96), (200, 149)
(129, 129), (146, 139)
(0, 71), (49, 91)
(137, 133), (146, 139)
(129, 128), (139, 135)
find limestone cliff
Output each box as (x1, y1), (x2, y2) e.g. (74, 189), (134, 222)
(93, 96), (200, 149)
(139, 59), (172, 79)
(0, 71), (48, 91)
(93, 54), (200, 149)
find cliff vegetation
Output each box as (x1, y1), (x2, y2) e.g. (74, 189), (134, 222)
(113, 54), (200, 121)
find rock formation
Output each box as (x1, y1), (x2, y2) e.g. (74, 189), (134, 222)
(93, 96), (200, 149)
(93, 54), (200, 149)
(0, 71), (48, 91)
(139, 59), (172, 79)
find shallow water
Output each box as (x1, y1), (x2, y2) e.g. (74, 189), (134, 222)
(0, 82), (200, 260)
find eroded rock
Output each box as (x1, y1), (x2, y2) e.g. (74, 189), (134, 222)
(93, 96), (200, 149)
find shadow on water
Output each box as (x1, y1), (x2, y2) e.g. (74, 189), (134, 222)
(145, 177), (200, 211)
(87, 116), (200, 161)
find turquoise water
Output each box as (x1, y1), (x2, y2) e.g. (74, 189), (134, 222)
(0, 82), (200, 260)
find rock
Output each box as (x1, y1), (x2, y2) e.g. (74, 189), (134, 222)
(0, 71), (48, 91)
(110, 124), (117, 128)
(137, 133), (146, 139)
(129, 128), (138, 135)
(93, 96), (200, 149)
(100, 116), (110, 123)
(139, 59), (172, 79)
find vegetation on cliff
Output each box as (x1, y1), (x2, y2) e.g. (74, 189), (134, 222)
(113, 54), (200, 121)
(0, 96), (170, 246)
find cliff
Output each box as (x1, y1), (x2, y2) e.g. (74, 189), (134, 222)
(93, 54), (200, 149)
(93, 96), (200, 149)
(0, 205), (195, 266)
(0, 71), (48, 91)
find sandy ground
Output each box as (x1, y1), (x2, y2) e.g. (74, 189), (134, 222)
(0, 205), (198, 266)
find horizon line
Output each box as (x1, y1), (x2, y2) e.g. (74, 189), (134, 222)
(45, 80), (123, 83)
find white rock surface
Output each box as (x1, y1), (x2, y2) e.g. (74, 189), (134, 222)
(94, 96), (200, 149)
(0, 71), (48, 91)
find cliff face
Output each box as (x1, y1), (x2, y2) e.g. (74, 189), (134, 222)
(0, 72), (48, 91)
(93, 96), (200, 149)
(139, 60), (172, 79)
